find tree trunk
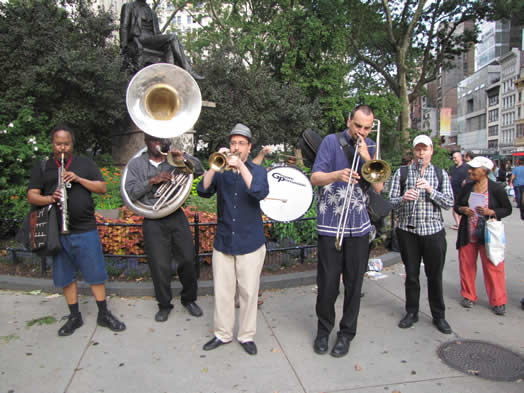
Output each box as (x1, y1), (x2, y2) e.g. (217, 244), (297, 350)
(398, 68), (411, 146)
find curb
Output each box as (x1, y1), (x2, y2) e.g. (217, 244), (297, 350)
(0, 252), (401, 297)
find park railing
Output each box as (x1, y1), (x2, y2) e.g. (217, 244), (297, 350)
(0, 213), (318, 278)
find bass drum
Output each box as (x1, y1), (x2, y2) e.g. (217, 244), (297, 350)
(260, 164), (314, 223)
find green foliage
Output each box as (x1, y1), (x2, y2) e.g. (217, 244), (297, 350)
(195, 48), (322, 157)
(93, 166), (123, 210)
(0, 101), (53, 187)
(267, 203), (317, 246)
(0, 0), (127, 154)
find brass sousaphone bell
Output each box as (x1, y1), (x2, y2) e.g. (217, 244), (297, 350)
(121, 63), (202, 219)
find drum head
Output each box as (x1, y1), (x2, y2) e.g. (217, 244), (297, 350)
(260, 165), (314, 222)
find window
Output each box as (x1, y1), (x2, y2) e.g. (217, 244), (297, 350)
(488, 125), (499, 136)
(467, 99), (474, 113)
(187, 16), (192, 24)
(488, 140), (498, 149)
(488, 109), (499, 122)
(489, 95), (499, 106)
(177, 16), (182, 24)
(517, 124), (524, 138)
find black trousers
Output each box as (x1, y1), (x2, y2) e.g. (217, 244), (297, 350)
(316, 234), (369, 339)
(142, 209), (197, 310)
(139, 34), (191, 69)
(396, 228), (446, 319)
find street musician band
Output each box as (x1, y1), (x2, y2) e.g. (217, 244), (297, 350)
(25, 71), (458, 359)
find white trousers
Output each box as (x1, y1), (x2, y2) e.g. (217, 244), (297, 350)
(212, 244), (266, 343)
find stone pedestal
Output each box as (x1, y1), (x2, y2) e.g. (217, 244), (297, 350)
(112, 114), (196, 168)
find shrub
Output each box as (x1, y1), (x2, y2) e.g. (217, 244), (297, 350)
(93, 166), (124, 210)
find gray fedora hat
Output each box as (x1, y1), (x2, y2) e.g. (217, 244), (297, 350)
(229, 123), (252, 141)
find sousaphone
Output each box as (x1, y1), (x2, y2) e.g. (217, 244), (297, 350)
(121, 63), (202, 219)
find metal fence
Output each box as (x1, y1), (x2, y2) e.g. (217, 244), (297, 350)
(1, 213), (318, 278)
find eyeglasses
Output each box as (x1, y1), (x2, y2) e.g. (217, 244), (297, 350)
(230, 141), (249, 147)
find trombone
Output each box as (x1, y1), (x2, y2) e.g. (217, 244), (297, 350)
(334, 119), (392, 251)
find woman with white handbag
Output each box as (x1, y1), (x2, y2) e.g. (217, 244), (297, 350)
(454, 156), (512, 315)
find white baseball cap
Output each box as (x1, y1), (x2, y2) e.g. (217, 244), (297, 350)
(412, 135), (433, 147)
(467, 156), (494, 171)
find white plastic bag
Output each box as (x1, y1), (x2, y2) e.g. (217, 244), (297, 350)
(484, 218), (505, 266)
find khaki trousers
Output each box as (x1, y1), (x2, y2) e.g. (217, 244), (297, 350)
(212, 244), (266, 343)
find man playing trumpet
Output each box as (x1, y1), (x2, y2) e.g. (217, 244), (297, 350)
(197, 123), (269, 355)
(124, 133), (203, 322)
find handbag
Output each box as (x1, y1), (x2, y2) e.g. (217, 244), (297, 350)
(484, 218), (505, 266)
(16, 204), (62, 257)
(15, 159), (62, 256)
(473, 216), (485, 244)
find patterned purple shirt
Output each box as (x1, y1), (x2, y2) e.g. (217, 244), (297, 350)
(312, 131), (376, 238)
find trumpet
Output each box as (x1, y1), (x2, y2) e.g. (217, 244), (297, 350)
(209, 151), (240, 173)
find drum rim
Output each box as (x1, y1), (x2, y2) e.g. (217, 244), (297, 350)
(261, 164), (315, 223)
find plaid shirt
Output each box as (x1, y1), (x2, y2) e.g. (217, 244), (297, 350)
(389, 162), (454, 236)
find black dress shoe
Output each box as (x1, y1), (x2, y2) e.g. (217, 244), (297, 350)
(58, 313), (83, 336)
(313, 335), (329, 354)
(155, 308), (171, 322)
(240, 341), (257, 355)
(183, 301), (203, 317)
(97, 310), (126, 332)
(398, 312), (418, 328)
(203, 336), (231, 351)
(331, 335), (350, 358)
(433, 318), (452, 334)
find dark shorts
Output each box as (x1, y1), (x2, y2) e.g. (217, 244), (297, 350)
(53, 230), (108, 288)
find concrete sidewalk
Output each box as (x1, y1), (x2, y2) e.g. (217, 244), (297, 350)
(1, 210), (523, 393)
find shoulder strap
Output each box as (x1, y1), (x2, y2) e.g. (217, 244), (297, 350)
(433, 165), (443, 192)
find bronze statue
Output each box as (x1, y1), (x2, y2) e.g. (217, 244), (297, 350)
(120, 0), (203, 79)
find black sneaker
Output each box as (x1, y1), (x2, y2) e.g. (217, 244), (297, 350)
(492, 305), (506, 316)
(97, 310), (126, 332)
(58, 313), (83, 336)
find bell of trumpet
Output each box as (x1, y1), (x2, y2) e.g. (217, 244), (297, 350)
(126, 63), (202, 139)
(209, 152), (228, 172)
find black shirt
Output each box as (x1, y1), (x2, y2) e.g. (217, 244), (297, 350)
(28, 156), (104, 234)
(449, 163), (469, 195)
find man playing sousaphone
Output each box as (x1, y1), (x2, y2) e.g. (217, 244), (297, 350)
(124, 133), (204, 322)
(197, 123), (269, 355)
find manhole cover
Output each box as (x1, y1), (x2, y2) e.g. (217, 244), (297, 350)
(438, 340), (524, 381)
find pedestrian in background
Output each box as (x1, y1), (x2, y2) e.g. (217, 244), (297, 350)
(454, 156), (512, 315)
(510, 159), (524, 209)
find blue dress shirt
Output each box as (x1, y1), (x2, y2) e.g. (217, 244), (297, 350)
(197, 159), (269, 255)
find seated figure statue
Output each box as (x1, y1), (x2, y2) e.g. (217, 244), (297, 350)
(120, 0), (203, 79)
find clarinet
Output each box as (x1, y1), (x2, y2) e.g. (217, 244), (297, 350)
(407, 159), (423, 229)
(58, 153), (71, 234)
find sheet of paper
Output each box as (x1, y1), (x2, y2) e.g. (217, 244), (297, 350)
(468, 192), (486, 215)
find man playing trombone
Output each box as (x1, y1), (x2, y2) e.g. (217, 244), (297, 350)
(310, 105), (384, 358)
(124, 133), (204, 322)
(388, 135), (454, 334)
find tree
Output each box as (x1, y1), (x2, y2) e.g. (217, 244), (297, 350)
(0, 0), (127, 153)
(334, 0), (512, 138)
(194, 47), (322, 157)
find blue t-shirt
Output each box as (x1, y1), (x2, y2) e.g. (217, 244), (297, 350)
(312, 131), (376, 238)
(513, 165), (524, 187)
